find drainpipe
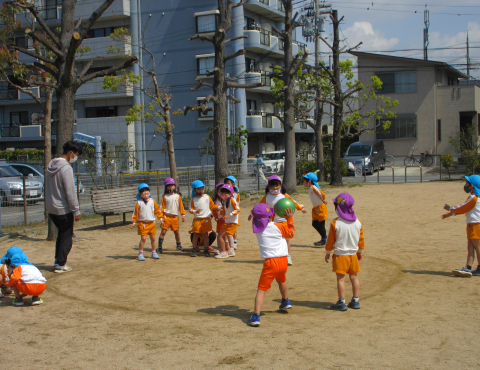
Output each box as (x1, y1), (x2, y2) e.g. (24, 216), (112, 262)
(130, 0), (144, 171)
(137, 0), (146, 171)
(232, 1), (247, 171)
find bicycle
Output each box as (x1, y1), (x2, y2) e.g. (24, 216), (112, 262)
(404, 147), (433, 167)
(384, 154), (395, 167)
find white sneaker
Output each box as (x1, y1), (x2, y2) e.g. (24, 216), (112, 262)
(0, 291), (4, 298)
(54, 264), (73, 273)
(215, 252), (229, 259)
(227, 249), (235, 257)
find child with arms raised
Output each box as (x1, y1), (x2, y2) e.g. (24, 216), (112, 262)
(302, 172), (328, 246)
(158, 178), (186, 253)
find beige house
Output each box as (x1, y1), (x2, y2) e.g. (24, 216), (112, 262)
(350, 52), (480, 162)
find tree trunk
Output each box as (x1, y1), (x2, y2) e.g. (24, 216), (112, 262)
(43, 89), (57, 241)
(315, 99), (325, 181)
(282, 0), (297, 193)
(330, 10), (343, 186)
(55, 86), (76, 157)
(165, 117), (178, 191)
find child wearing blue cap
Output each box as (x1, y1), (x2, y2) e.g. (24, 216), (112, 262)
(442, 175), (480, 277)
(302, 172), (328, 246)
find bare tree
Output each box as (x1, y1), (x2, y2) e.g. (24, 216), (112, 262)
(185, 0), (263, 184)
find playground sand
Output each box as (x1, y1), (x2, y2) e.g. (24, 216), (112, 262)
(1, 180), (478, 369)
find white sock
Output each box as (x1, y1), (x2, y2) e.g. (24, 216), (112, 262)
(339, 298), (346, 303)
(353, 297), (359, 302)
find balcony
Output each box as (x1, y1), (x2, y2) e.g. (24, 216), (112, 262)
(244, 0), (285, 21)
(75, 0), (130, 21)
(0, 121), (57, 139)
(75, 79), (133, 100)
(78, 36), (131, 61)
(244, 72), (274, 93)
(245, 114), (283, 133)
(244, 28), (283, 58)
(76, 116), (131, 143)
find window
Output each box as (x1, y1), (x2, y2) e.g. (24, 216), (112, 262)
(262, 116), (272, 128)
(376, 117), (417, 140)
(10, 111), (29, 124)
(437, 119), (441, 141)
(197, 98), (214, 117)
(260, 29), (271, 46)
(87, 27), (117, 39)
(197, 57), (215, 75)
(244, 16), (255, 30)
(299, 121), (308, 129)
(245, 58), (256, 73)
(278, 1), (285, 11)
(377, 72), (416, 94)
(85, 106), (118, 118)
(260, 0), (269, 5)
(196, 15), (216, 33)
(246, 100), (256, 115)
(261, 71), (271, 87)
(448, 76), (457, 86)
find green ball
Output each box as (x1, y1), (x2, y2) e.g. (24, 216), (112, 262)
(274, 198), (296, 218)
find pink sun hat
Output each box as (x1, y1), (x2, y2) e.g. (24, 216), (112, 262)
(332, 193), (356, 222)
(251, 203), (274, 233)
(268, 174), (282, 183)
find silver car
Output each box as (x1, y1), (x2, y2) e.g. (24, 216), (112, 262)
(0, 165), (44, 205)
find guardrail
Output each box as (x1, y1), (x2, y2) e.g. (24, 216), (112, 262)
(405, 164), (422, 183)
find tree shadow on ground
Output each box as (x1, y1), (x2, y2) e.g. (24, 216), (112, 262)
(77, 221), (128, 232)
(290, 244), (320, 249)
(272, 299), (333, 310)
(197, 305), (281, 324)
(16, 235), (47, 242)
(403, 270), (455, 277)
(224, 260), (264, 264)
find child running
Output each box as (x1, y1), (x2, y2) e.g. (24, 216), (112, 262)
(130, 183), (163, 261)
(442, 175), (480, 277)
(302, 172), (328, 246)
(1, 248), (47, 306)
(224, 176), (240, 247)
(158, 178), (186, 253)
(247, 204), (295, 327)
(250, 175), (306, 266)
(189, 180), (221, 257)
(325, 193), (364, 311)
(215, 184), (241, 259)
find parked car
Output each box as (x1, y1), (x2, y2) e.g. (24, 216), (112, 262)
(0, 164), (44, 205)
(9, 163), (84, 194)
(342, 140), (386, 175)
(253, 151), (285, 175)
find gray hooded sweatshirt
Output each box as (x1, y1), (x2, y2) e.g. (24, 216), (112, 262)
(45, 158), (80, 216)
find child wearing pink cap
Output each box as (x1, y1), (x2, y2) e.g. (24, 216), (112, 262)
(215, 184), (241, 259)
(247, 203), (295, 327)
(249, 175), (306, 266)
(325, 193), (364, 311)
(158, 178), (186, 253)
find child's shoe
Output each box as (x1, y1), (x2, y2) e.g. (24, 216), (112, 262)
(208, 246), (215, 251)
(330, 299), (348, 311)
(227, 249), (235, 257)
(247, 314), (260, 327)
(137, 253), (145, 261)
(215, 252), (229, 259)
(452, 267), (472, 277)
(191, 248), (198, 257)
(176, 244), (184, 252)
(12, 297), (24, 306)
(279, 298), (292, 311)
(215, 248), (220, 255)
(0, 290), (4, 298)
(152, 252), (160, 259)
(31, 296), (43, 305)
(471, 267), (480, 276)
(203, 248), (210, 257)
(347, 299), (360, 309)
(54, 264), (73, 273)
(287, 255), (292, 266)
(156, 246), (163, 254)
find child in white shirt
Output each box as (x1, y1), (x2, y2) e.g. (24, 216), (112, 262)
(158, 178), (186, 253)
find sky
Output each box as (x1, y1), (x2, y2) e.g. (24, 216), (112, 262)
(297, 0), (480, 79)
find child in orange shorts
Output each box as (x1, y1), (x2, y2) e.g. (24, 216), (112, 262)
(325, 193), (364, 311)
(302, 172), (328, 246)
(214, 184), (240, 259)
(0, 246), (19, 298)
(158, 178), (186, 253)
(247, 203), (295, 327)
(130, 183), (163, 261)
(212, 182), (225, 234)
(442, 175), (480, 277)
(189, 180), (221, 257)
(2, 248), (47, 306)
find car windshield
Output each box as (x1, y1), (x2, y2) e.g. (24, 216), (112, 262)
(29, 164), (44, 176)
(0, 166), (22, 177)
(345, 145), (371, 157)
(263, 153), (284, 160)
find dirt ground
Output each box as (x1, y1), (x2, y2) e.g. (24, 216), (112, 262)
(1, 181), (479, 369)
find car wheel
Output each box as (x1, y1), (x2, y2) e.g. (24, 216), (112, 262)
(369, 164), (375, 175)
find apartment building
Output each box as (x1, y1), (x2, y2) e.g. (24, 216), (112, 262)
(352, 51), (480, 160)
(0, 0), (324, 170)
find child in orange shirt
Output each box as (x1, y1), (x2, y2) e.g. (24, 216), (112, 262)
(0, 246), (19, 298)
(325, 193), (364, 311)
(212, 182), (225, 234)
(303, 172), (328, 246)
(189, 180), (221, 257)
(224, 176), (240, 247)
(130, 183), (163, 261)
(215, 184), (241, 259)
(158, 178), (186, 253)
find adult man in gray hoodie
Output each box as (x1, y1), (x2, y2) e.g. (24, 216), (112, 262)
(46, 141), (83, 273)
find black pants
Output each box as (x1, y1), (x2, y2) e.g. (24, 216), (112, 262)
(312, 220), (327, 240)
(190, 231), (217, 246)
(50, 212), (74, 266)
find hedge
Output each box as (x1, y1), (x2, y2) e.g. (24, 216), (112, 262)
(0, 149), (44, 161)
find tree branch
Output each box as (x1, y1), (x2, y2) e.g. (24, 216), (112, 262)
(294, 90), (316, 97)
(10, 45), (55, 64)
(77, 60), (93, 79)
(346, 42), (363, 53)
(226, 81), (264, 89)
(265, 112), (284, 125)
(319, 36), (333, 50)
(28, 78), (57, 89)
(292, 51), (309, 76)
(232, 0), (249, 8)
(76, 56), (138, 86)
(33, 62), (58, 79)
(227, 95), (241, 104)
(1, 71), (42, 106)
(224, 49), (245, 63)
(25, 29), (64, 58)
(225, 35), (248, 44)
(188, 34), (214, 43)
(191, 78), (214, 91)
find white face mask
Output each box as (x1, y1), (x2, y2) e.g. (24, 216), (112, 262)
(69, 154), (77, 164)
(270, 189), (281, 195)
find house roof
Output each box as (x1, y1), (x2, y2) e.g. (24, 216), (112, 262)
(349, 51), (468, 79)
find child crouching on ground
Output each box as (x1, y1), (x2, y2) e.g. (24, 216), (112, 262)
(248, 203), (295, 327)
(442, 175), (480, 277)
(130, 183), (163, 261)
(325, 193), (364, 311)
(302, 172), (328, 246)
(158, 178), (186, 253)
(2, 249), (47, 306)
(0, 246), (20, 298)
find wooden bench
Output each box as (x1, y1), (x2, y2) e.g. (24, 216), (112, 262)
(91, 186), (138, 228)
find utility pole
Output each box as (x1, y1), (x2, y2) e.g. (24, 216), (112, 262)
(467, 31), (471, 83)
(423, 8), (429, 60)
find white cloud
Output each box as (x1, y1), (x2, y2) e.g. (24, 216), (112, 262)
(429, 21), (480, 58)
(342, 22), (399, 52)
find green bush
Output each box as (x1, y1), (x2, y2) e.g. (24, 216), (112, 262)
(440, 153), (454, 179)
(461, 150), (479, 176)
(0, 149), (44, 161)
